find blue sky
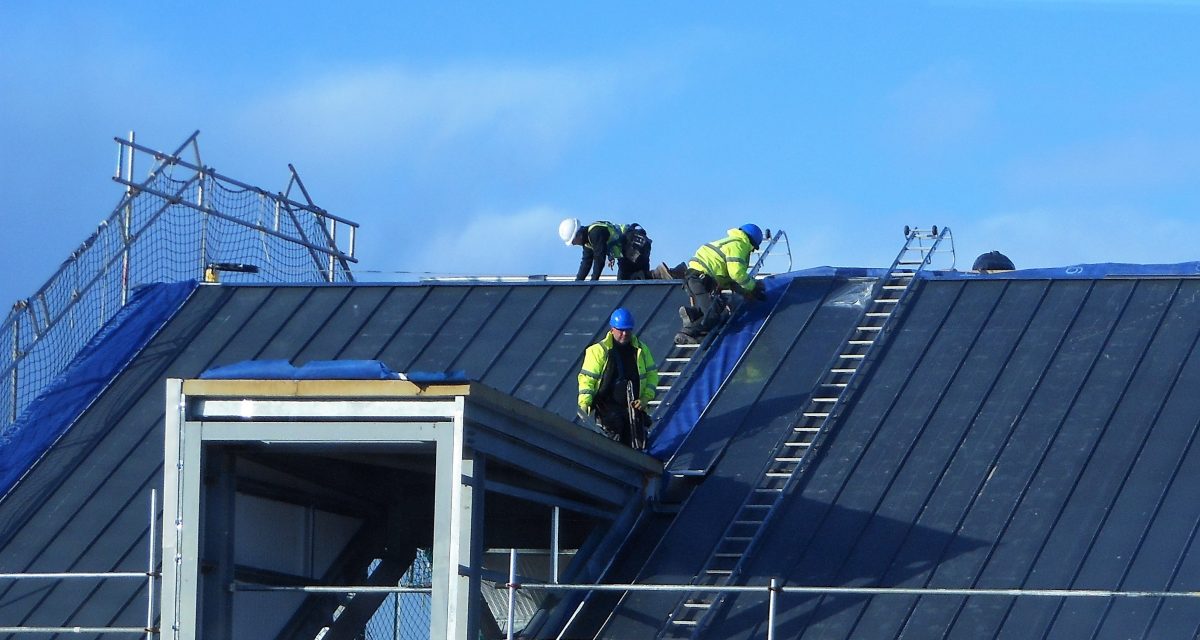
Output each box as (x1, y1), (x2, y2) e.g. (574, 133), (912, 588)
(3, 1), (1200, 307)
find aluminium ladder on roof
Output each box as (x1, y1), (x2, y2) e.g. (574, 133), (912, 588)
(654, 226), (954, 639)
(649, 230), (790, 419)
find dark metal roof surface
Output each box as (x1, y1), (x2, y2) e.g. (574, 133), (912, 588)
(589, 277), (1200, 639)
(0, 281), (685, 636)
(5, 275), (1200, 639)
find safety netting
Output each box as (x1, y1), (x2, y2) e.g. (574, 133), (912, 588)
(0, 281), (196, 498)
(0, 137), (356, 431)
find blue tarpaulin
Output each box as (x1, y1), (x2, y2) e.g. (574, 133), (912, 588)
(647, 275), (793, 459)
(0, 281), (197, 498)
(199, 359), (467, 382)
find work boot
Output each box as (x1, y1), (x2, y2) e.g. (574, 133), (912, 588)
(674, 332), (701, 345)
(678, 305), (702, 324)
(654, 263), (674, 280)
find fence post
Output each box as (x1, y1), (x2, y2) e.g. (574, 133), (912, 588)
(121, 131), (135, 306)
(507, 549), (518, 640)
(767, 578), (778, 640)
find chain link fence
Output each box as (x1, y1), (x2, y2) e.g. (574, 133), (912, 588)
(365, 551), (433, 640)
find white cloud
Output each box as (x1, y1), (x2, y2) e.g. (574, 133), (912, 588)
(400, 206), (573, 277)
(236, 61), (630, 169)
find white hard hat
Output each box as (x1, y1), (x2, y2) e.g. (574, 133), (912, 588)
(558, 218), (581, 245)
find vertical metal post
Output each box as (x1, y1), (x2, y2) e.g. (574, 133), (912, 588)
(147, 489), (158, 640)
(551, 507), (560, 584)
(197, 170), (208, 280)
(506, 549), (517, 640)
(327, 218), (336, 281)
(767, 578), (778, 640)
(9, 318), (19, 423)
(121, 131), (135, 306)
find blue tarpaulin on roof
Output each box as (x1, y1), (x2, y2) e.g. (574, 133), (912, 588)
(0, 280), (197, 498)
(924, 260), (1200, 279)
(199, 359), (466, 382)
(647, 276), (792, 459)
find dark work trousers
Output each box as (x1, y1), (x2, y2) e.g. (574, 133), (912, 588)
(595, 399), (650, 449)
(617, 255), (652, 280)
(680, 270), (720, 338)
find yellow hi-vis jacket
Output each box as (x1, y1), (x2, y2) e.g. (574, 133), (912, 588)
(586, 221), (624, 259)
(578, 332), (658, 411)
(688, 228), (758, 293)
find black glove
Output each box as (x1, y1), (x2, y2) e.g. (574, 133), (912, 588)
(748, 285), (767, 302)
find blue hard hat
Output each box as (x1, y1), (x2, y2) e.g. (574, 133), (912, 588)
(609, 307), (635, 330)
(739, 224), (763, 249)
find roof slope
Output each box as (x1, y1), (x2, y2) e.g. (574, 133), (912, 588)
(0, 281), (685, 634)
(582, 277), (1200, 639)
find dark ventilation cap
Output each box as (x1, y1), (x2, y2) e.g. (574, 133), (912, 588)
(972, 251), (1015, 272)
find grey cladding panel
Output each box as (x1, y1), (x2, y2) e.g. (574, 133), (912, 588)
(256, 287), (352, 361)
(376, 286), (472, 370)
(293, 286), (393, 362)
(485, 286), (589, 396)
(410, 286), (509, 373)
(335, 287), (430, 360)
(451, 287), (548, 380)
(207, 287), (311, 366)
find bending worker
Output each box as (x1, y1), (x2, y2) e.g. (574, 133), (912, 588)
(559, 218), (652, 280)
(676, 224), (767, 344)
(578, 307), (657, 450)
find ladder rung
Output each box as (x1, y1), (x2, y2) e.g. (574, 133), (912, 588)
(812, 397), (839, 403)
(775, 456), (802, 463)
(831, 368), (856, 374)
(754, 486), (783, 493)
(659, 371), (681, 377)
(705, 569), (733, 575)
(672, 619), (700, 626)
(874, 298), (899, 304)
(656, 386), (672, 391)
(803, 412), (830, 418)
(683, 602), (712, 609)
(666, 357), (691, 363)
(794, 426), (820, 432)
(784, 441), (812, 448)
(848, 340), (874, 345)
(865, 312), (890, 317)
(857, 326), (882, 331)
(821, 382), (848, 388)
(766, 472), (792, 478)
(882, 284), (908, 290)
(839, 354), (865, 359)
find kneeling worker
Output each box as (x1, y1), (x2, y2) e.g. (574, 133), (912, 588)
(559, 218), (652, 280)
(578, 307), (657, 450)
(676, 223), (767, 344)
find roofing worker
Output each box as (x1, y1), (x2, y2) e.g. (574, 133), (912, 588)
(578, 307), (658, 450)
(676, 224), (767, 345)
(559, 218), (652, 281)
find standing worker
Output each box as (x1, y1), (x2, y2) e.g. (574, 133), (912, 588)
(559, 218), (653, 281)
(676, 224), (768, 344)
(578, 307), (657, 450)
